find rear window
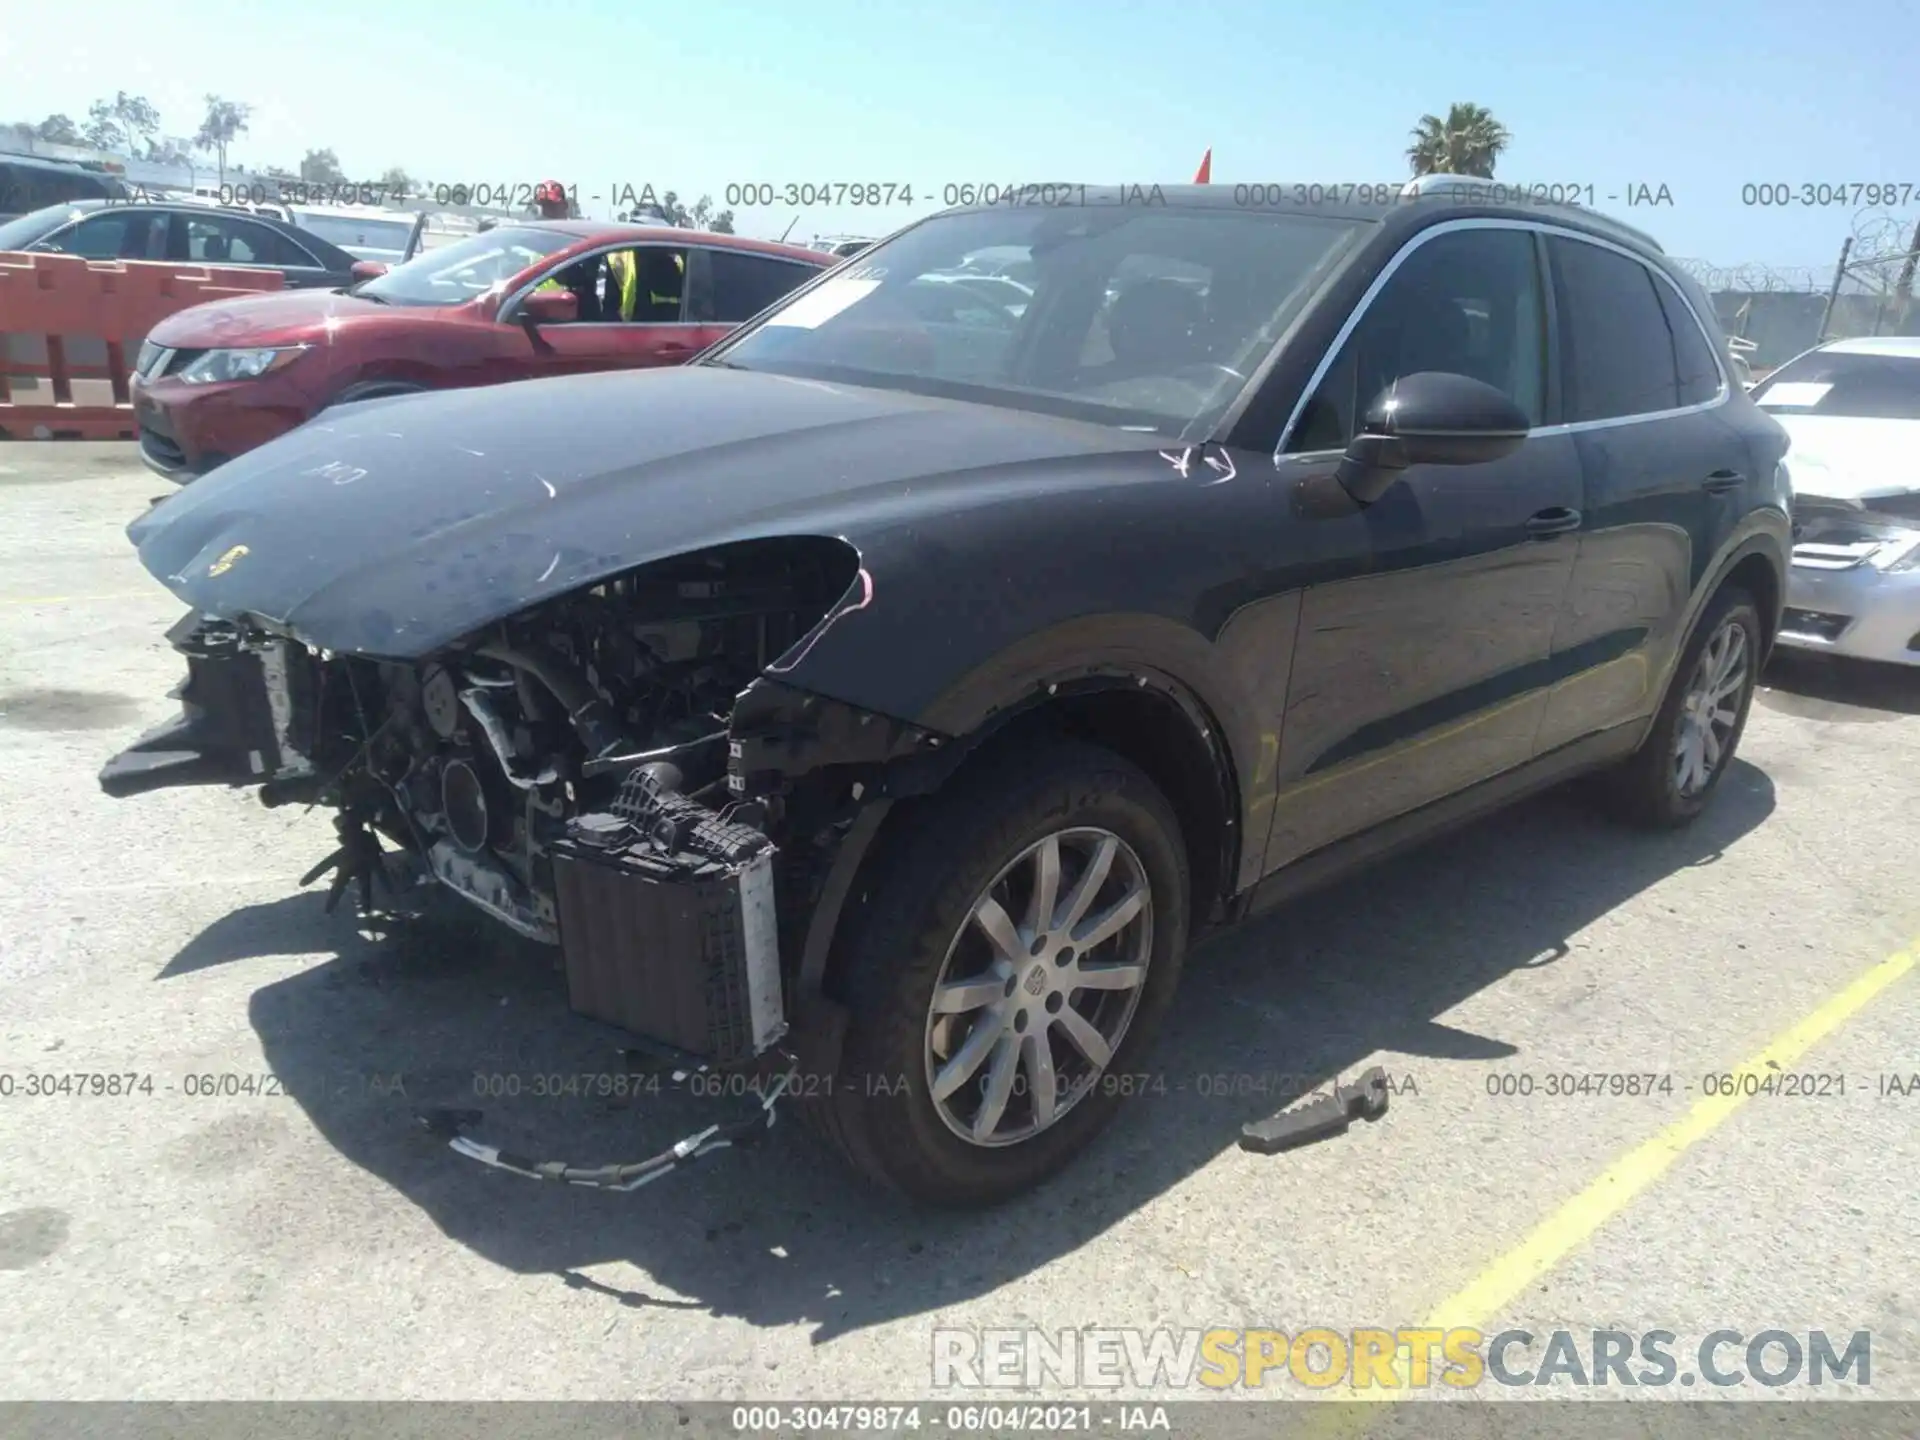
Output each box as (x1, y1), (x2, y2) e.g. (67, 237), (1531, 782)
(289, 210), (417, 255)
(1752, 350), (1920, 421)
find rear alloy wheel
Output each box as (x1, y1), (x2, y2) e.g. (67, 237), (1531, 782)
(1673, 617), (1750, 800)
(1599, 585), (1761, 828)
(817, 740), (1189, 1207)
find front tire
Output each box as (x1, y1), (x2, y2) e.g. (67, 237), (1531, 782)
(817, 740), (1190, 1207)
(1599, 585), (1762, 828)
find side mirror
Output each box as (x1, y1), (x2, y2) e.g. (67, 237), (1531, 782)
(349, 259), (389, 281)
(519, 288), (578, 325)
(1335, 371), (1531, 505)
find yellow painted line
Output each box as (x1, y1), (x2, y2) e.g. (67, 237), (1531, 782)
(1304, 937), (1916, 1435)
(1424, 939), (1913, 1331)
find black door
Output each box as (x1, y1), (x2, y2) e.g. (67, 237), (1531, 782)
(1264, 223), (1584, 870)
(1534, 234), (1742, 751)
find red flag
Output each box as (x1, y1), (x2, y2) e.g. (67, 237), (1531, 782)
(1193, 148), (1212, 184)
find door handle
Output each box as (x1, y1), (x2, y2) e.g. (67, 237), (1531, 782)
(1524, 506), (1582, 538)
(1703, 469), (1745, 494)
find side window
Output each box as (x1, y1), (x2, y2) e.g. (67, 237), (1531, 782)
(635, 246), (687, 321)
(180, 215), (311, 267)
(1285, 227), (1545, 453)
(1549, 236), (1682, 421)
(541, 252), (603, 320)
(1655, 277), (1724, 407)
(702, 251), (816, 323)
(53, 212), (138, 259)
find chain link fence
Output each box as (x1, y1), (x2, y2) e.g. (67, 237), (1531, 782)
(1672, 212), (1920, 375)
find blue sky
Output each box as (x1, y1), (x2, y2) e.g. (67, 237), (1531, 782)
(3, 0), (1914, 271)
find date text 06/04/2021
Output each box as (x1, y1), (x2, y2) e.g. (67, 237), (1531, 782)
(729, 1404), (1168, 1433)
(389, 179), (1684, 214)
(1483, 1071), (1920, 1098)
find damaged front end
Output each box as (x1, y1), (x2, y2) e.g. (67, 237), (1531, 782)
(100, 538), (926, 1084)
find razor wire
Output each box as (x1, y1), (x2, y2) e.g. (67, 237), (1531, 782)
(1673, 209), (1920, 296)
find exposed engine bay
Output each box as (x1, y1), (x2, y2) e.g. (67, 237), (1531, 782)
(102, 537), (893, 1070)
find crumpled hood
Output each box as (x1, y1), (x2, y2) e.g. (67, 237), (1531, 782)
(127, 364), (1155, 657)
(1776, 415), (1920, 504)
(147, 287), (380, 347)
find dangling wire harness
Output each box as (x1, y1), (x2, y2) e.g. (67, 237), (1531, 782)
(419, 1064), (797, 1192)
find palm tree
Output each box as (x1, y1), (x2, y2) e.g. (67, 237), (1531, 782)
(1406, 103), (1511, 179)
(193, 95), (252, 188)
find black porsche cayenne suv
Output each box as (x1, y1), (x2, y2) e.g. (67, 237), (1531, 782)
(102, 176), (1791, 1206)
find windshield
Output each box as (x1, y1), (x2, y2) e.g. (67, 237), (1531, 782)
(0, 203), (78, 250)
(706, 206), (1363, 435)
(354, 226), (574, 306)
(290, 210), (417, 255)
(1752, 349), (1920, 421)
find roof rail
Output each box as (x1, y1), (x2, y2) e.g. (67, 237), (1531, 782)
(1399, 174), (1665, 253)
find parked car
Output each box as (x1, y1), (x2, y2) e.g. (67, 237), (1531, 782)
(0, 156), (128, 221)
(1727, 334), (1758, 389)
(101, 179), (1789, 1207)
(283, 204), (426, 266)
(0, 199), (358, 289)
(1755, 335), (1920, 665)
(128, 221), (831, 481)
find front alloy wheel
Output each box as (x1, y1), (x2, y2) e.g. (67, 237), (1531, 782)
(816, 739), (1189, 1207)
(926, 828), (1153, 1146)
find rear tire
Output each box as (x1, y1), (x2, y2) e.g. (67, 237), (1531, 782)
(1597, 585), (1761, 828)
(814, 740), (1190, 1208)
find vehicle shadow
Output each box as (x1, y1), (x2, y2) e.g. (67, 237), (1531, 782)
(1758, 650), (1920, 720)
(194, 761), (1775, 1341)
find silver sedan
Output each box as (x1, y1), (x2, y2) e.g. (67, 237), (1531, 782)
(1759, 336), (1920, 667)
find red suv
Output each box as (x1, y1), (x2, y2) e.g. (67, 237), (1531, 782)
(132, 221), (833, 481)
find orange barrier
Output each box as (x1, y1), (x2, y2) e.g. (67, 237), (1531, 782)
(0, 252), (284, 439)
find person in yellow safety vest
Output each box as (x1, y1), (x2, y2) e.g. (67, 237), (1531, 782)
(604, 249), (685, 321)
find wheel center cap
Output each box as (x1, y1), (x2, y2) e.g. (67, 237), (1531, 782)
(1023, 964), (1049, 997)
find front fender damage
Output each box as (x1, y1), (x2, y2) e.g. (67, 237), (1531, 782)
(98, 611), (320, 799)
(95, 546), (965, 1181)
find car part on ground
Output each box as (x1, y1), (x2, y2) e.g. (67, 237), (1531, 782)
(100, 182), (1791, 1205)
(425, 1065), (798, 1193)
(1239, 1065), (1392, 1154)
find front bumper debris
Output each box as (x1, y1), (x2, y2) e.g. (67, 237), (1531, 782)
(98, 612), (318, 798)
(422, 1061), (797, 1193)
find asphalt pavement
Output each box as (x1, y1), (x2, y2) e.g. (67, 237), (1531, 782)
(1, 441), (1916, 1407)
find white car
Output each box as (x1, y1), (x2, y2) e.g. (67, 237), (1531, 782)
(1758, 335), (1920, 666)
(284, 204), (425, 266)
